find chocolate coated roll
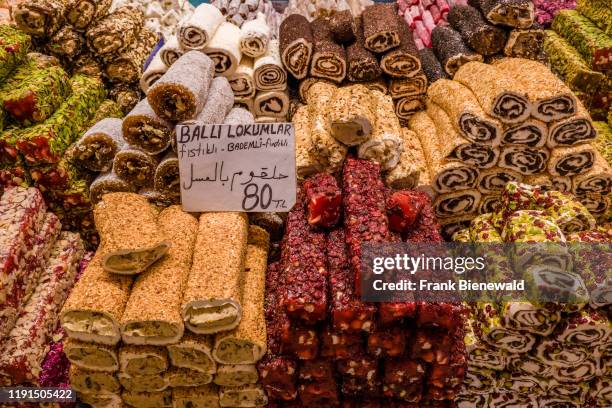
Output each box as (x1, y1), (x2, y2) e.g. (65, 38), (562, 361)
(418, 48), (448, 84)
(279, 14), (313, 80)
(432, 25), (483, 76)
(448, 5), (508, 56)
(329, 10), (356, 44)
(362, 4), (401, 53)
(380, 15), (421, 78)
(346, 17), (381, 82)
(310, 17), (347, 84)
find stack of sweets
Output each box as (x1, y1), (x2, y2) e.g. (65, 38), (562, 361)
(113, 0), (194, 40)
(212, 0), (282, 33)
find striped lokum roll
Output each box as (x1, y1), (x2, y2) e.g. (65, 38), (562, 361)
(448, 5), (508, 56)
(502, 301), (561, 335)
(69, 365), (120, 393)
(502, 118), (547, 148)
(395, 96), (425, 123)
(240, 12), (270, 58)
(346, 17), (381, 82)
(0, 232), (83, 384)
(178, 4), (224, 50)
(496, 371), (546, 395)
(380, 15), (421, 78)
(328, 84), (375, 146)
(122, 99), (172, 155)
(488, 391), (538, 408)
(463, 365), (496, 395)
(469, 0), (535, 28)
(431, 25), (483, 77)
(464, 318), (507, 370)
(0, 26), (31, 84)
(589, 376), (612, 405)
(478, 194), (501, 214)
(548, 103), (596, 148)
(572, 150), (612, 196)
(205, 22), (243, 77)
(498, 145), (550, 175)
(470, 303), (536, 353)
(433, 189), (482, 218)
(66, 0), (112, 31)
(535, 339), (591, 369)
(67, 118), (124, 172)
(553, 359), (598, 383)
(254, 89), (289, 119)
(548, 380), (589, 403)
(388, 72), (428, 99)
(456, 393), (490, 407)
(229, 57), (256, 98)
(159, 35), (183, 67)
(310, 17), (347, 84)
(86, 6), (144, 56)
(554, 308), (611, 346)
(104, 29), (158, 84)
(477, 167), (523, 194)
(362, 4), (401, 53)
(279, 14), (313, 80)
(63, 338), (118, 372)
(13, 0), (66, 38)
(548, 144), (595, 177)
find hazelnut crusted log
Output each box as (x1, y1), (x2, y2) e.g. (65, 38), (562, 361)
(448, 5), (508, 56)
(293, 104), (323, 179)
(418, 48), (448, 84)
(426, 102), (500, 168)
(205, 22), (243, 77)
(113, 144), (160, 188)
(159, 35), (183, 67)
(362, 4), (401, 53)
(468, 0), (535, 29)
(65, 0), (112, 32)
(153, 152), (179, 197)
(477, 167), (523, 194)
(122, 99), (173, 156)
(346, 17), (382, 82)
(173, 385), (219, 408)
(120, 207), (198, 345)
(69, 365), (120, 394)
(66, 118), (124, 172)
(548, 144), (596, 177)
(254, 89), (289, 119)
(228, 57), (256, 98)
(109, 82), (140, 114)
(104, 29), (158, 84)
(502, 118), (548, 148)
(427, 78), (502, 145)
(329, 10), (356, 44)
(46, 25), (84, 60)
(453, 61), (530, 124)
(395, 96), (426, 124)
(140, 53), (168, 94)
(572, 150), (612, 196)
(492, 58), (577, 122)
(178, 3), (225, 51)
(310, 17), (347, 84)
(547, 102), (597, 148)
(165, 367), (213, 387)
(182, 212), (248, 334)
(63, 338), (118, 372)
(119, 345), (168, 376)
(504, 27), (546, 61)
(253, 39), (287, 91)
(89, 170), (136, 205)
(73, 51), (103, 78)
(357, 90), (403, 170)
(224, 107), (255, 124)
(388, 72), (427, 99)
(279, 14), (314, 80)
(431, 26), (483, 77)
(409, 111), (480, 194)
(60, 251), (132, 345)
(118, 372), (168, 392)
(147, 51), (215, 122)
(122, 389), (173, 408)
(85, 6), (144, 56)
(305, 81), (348, 173)
(219, 384), (268, 407)
(240, 13), (271, 58)
(328, 84), (376, 146)
(385, 129), (425, 190)
(380, 16), (421, 78)
(167, 333), (216, 374)
(498, 145), (550, 175)
(0, 232), (83, 384)
(94, 193), (170, 275)
(213, 226), (269, 364)
(13, 0), (66, 38)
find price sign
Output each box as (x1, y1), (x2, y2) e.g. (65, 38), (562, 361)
(176, 122), (296, 212)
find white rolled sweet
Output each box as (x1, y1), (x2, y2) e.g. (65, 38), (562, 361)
(140, 53), (168, 93)
(205, 22), (243, 77)
(254, 89), (289, 119)
(239, 13), (271, 58)
(177, 3), (224, 50)
(253, 39), (286, 91)
(228, 57), (256, 98)
(159, 35), (183, 67)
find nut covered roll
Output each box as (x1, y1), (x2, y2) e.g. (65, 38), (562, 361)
(119, 372), (168, 392)
(167, 333), (216, 374)
(85, 6), (144, 56)
(213, 226), (269, 365)
(67, 118), (125, 172)
(182, 212), (248, 334)
(89, 170), (136, 205)
(94, 193), (169, 275)
(418, 48), (448, 85)
(173, 385), (219, 408)
(178, 4), (224, 51)
(329, 10), (356, 44)
(547, 102), (596, 148)
(380, 15), (421, 78)
(112, 144), (160, 188)
(148, 51), (215, 122)
(214, 365), (259, 387)
(69, 365), (120, 394)
(64, 338), (118, 372)
(119, 345), (168, 376)
(362, 4), (401, 53)
(104, 28), (158, 84)
(218, 384), (267, 407)
(60, 252), (132, 345)
(499, 145), (550, 175)
(122, 99), (173, 156)
(279, 14), (314, 80)
(122, 389), (173, 408)
(46, 25), (84, 60)
(502, 118), (547, 148)
(469, 0), (535, 28)
(121, 206), (198, 345)
(346, 17), (382, 82)
(310, 17), (347, 84)
(253, 40), (287, 91)
(572, 150), (612, 196)
(166, 367), (213, 388)
(65, 0), (112, 32)
(431, 25), (483, 77)
(384, 129), (423, 190)
(13, 0), (67, 38)
(328, 84), (376, 146)
(293, 104), (323, 180)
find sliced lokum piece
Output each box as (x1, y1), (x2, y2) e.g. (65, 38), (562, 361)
(328, 84), (375, 147)
(214, 364), (258, 386)
(321, 326), (363, 359)
(253, 39), (286, 91)
(173, 385), (219, 408)
(104, 29), (159, 84)
(469, 0), (535, 28)
(66, 0), (112, 32)
(303, 173), (341, 229)
(240, 13), (270, 58)
(449, 5), (508, 56)
(159, 35), (183, 67)
(122, 389), (173, 408)
(310, 17), (347, 84)
(122, 99), (172, 156)
(219, 384), (267, 407)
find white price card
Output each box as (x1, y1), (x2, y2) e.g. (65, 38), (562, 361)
(176, 122), (296, 212)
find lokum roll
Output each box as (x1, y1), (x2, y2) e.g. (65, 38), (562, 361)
(552, 175), (573, 192)
(576, 0), (612, 35)
(431, 26), (483, 77)
(456, 394), (490, 407)
(67, 118), (124, 172)
(147, 51), (215, 122)
(219, 384), (267, 407)
(418, 48), (448, 84)
(122, 389), (173, 407)
(448, 5), (508, 56)
(504, 27), (546, 60)
(362, 4), (401, 53)
(471, 304), (536, 353)
(346, 17), (381, 82)
(548, 104), (596, 148)
(253, 40), (286, 91)
(229, 57), (256, 98)
(167, 333), (216, 374)
(66, 0), (112, 31)
(553, 359), (598, 383)
(464, 318), (507, 370)
(552, 10), (612, 72)
(554, 308), (610, 346)
(205, 22), (243, 77)
(507, 352), (552, 377)
(119, 372), (167, 392)
(159, 35), (183, 67)
(182, 212), (248, 334)
(310, 17), (347, 84)
(327, 84), (375, 146)
(173, 385), (219, 408)
(113, 144), (159, 187)
(293, 105), (322, 179)
(104, 29), (158, 84)
(496, 372), (545, 395)
(589, 376), (612, 405)
(214, 365), (258, 386)
(89, 170), (135, 204)
(0, 26), (30, 84)
(109, 83), (140, 114)
(233, 97), (255, 116)
(358, 90), (402, 170)
(427, 79), (502, 145)
(0, 232), (83, 384)
(213, 226), (268, 364)
(380, 16), (421, 78)
(86, 6), (143, 56)
(492, 57), (577, 122)
(69, 366), (120, 393)
(477, 167), (523, 193)
(64, 338), (118, 372)
(47, 25), (84, 59)
(488, 391), (538, 408)
(74, 51), (103, 78)
(279, 14), (313, 80)
(469, 0), (535, 28)
(545, 30), (605, 93)
(165, 367), (213, 387)
(122, 99), (172, 155)
(254, 89), (289, 119)
(572, 150), (612, 195)
(395, 96), (425, 123)
(433, 188), (481, 218)
(240, 13), (270, 58)
(535, 340), (591, 369)
(13, 0), (66, 37)
(15, 74), (106, 165)
(329, 10), (356, 44)
(548, 144), (595, 176)
(440, 214), (474, 241)
(388, 73), (427, 99)
(499, 145), (550, 175)
(150, 151), (179, 197)
(454, 62), (530, 124)
(119, 345), (168, 377)
(462, 366), (496, 395)
(178, 4), (224, 50)
(384, 129), (423, 189)
(502, 118), (547, 147)
(503, 301), (561, 335)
